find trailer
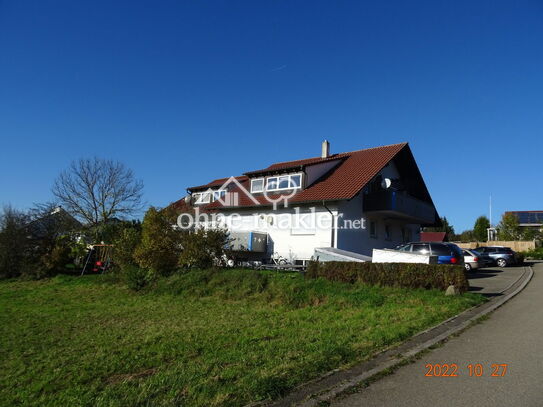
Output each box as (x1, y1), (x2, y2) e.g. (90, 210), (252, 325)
(313, 247), (372, 262)
(372, 248), (438, 264)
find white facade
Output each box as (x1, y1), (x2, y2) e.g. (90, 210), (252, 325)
(214, 206), (337, 262)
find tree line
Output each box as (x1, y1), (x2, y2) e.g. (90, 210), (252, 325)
(0, 157), (229, 286)
(426, 213), (540, 242)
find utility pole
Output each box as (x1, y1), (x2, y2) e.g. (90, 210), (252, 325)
(489, 194), (492, 227)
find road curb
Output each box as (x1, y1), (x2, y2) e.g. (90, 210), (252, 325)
(263, 265), (534, 407)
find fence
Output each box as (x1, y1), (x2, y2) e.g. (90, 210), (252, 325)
(453, 240), (537, 252)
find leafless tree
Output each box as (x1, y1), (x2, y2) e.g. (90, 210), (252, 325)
(52, 158), (144, 225)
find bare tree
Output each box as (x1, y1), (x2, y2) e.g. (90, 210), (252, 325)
(52, 158), (144, 225)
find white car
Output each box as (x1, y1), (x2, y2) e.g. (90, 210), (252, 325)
(463, 249), (481, 272)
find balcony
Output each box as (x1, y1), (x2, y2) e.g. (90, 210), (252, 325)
(363, 190), (436, 224)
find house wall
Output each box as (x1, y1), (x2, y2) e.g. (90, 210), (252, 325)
(379, 160), (400, 180)
(335, 191), (421, 256)
(305, 159), (342, 186)
(334, 160), (419, 257)
(214, 205), (337, 262)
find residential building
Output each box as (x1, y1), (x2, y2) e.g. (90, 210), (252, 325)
(171, 142), (440, 262)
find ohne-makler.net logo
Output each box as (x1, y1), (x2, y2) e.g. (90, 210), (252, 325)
(177, 206), (367, 231)
(177, 176), (366, 231)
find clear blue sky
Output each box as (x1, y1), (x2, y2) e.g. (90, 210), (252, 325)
(1, 1), (542, 232)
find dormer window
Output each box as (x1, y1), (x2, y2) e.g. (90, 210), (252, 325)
(250, 178), (264, 193)
(212, 190), (226, 201)
(192, 190), (226, 204)
(192, 192), (211, 204)
(265, 173), (302, 192)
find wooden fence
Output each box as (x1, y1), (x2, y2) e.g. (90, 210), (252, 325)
(453, 240), (537, 252)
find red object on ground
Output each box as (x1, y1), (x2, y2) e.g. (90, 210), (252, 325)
(95, 261), (103, 266)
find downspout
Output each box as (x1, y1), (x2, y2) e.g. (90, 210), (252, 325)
(322, 200), (336, 248)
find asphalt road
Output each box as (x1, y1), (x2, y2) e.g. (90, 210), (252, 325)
(331, 262), (543, 407)
(467, 263), (527, 296)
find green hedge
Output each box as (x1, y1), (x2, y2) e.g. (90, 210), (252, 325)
(306, 261), (469, 292)
(520, 247), (543, 260)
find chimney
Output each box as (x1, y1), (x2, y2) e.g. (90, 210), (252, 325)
(321, 140), (330, 158)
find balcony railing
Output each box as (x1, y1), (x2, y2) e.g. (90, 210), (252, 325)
(363, 190), (436, 224)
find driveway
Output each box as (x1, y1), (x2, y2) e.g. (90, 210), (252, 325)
(330, 262), (543, 407)
(467, 263), (528, 296)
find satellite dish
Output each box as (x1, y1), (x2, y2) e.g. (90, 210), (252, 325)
(381, 178), (392, 189)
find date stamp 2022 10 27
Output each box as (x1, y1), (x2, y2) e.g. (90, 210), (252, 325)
(424, 363), (508, 377)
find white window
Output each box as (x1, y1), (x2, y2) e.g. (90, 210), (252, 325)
(265, 173), (303, 192)
(193, 192), (211, 204)
(290, 174), (301, 188)
(212, 190), (226, 201)
(266, 177), (278, 191)
(250, 178), (264, 193)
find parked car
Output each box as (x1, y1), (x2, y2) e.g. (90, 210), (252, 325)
(396, 242), (464, 265)
(462, 249), (486, 271)
(471, 246), (518, 267)
(466, 249), (494, 268)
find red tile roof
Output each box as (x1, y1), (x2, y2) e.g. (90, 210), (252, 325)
(188, 176), (249, 191)
(175, 142), (410, 210)
(244, 154), (347, 175)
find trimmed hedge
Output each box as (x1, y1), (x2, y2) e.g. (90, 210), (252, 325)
(520, 247), (543, 260)
(306, 261), (469, 292)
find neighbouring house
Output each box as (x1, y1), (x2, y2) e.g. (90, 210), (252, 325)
(170, 141), (440, 263)
(420, 232), (448, 242)
(505, 211), (543, 233)
(27, 206), (82, 239)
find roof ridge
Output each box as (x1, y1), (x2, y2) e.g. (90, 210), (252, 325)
(260, 142), (408, 168)
(343, 141), (408, 155)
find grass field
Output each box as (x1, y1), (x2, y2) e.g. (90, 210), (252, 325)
(0, 269), (484, 406)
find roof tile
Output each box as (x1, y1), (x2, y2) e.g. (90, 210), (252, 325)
(178, 142), (408, 210)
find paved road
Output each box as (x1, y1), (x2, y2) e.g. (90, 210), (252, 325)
(331, 262), (543, 407)
(468, 263), (527, 295)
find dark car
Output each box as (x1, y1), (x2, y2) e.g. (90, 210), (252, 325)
(471, 246), (517, 268)
(396, 242), (464, 265)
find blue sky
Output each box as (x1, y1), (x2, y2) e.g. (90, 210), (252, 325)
(1, 0), (542, 232)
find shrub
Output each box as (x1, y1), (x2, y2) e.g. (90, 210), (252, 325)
(520, 247), (543, 260)
(40, 236), (73, 276)
(0, 206), (33, 279)
(112, 227), (141, 269)
(178, 228), (230, 269)
(134, 207), (182, 275)
(306, 261), (469, 292)
(124, 265), (154, 291)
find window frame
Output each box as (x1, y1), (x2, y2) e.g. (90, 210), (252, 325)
(250, 178), (264, 193)
(193, 192), (211, 204)
(384, 224), (392, 241)
(369, 220), (377, 238)
(265, 172), (303, 192)
(212, 190), (226, 202)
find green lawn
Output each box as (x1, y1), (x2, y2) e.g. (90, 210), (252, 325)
(0, 270), (484, 406)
